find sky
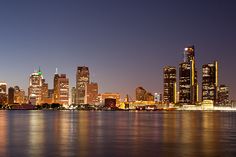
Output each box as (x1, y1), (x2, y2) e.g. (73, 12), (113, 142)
(0, 0), (236, 100)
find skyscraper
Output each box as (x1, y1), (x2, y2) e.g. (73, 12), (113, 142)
(218, 85), (229, 105)
(179, 46), (198, 104)
(14, 86), (26, 104)
(41, 79), (49, 104)
(28, 69), (43, 105)
(8, 87), (15, 104)
(85, 82), (98, 105)
(163, 66), (176, 104)
(76, 66), (89, 104)
(53, 73), (69, 105)
(0, 82), (7, 104)
(202, 61), (218, 104)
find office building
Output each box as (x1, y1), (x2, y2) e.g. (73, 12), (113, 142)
(163, 66), (176, 104)
(8, 87), (15, 104)
(14, 86), (26, 104)
(41, 79), (49, 104)
(53, 73), (69, 105)
(100, 93), (120, 106)
(71, 87), (76, 104)
(85, 82), (98, 105)
(0, 82), (7, 104)
(179, 46), (198, 104)
(28, 69), (43, 105)
(76, 66), (89, 104)
(218, 85), (229, 105)
(202, 61), (218, 104)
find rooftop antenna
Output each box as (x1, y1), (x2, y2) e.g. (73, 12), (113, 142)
(55, 68), (58, 74)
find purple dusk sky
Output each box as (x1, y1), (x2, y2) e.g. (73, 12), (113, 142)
(0, 0), (235, 100)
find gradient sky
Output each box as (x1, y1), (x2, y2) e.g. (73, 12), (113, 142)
(0, 0), (236, 100)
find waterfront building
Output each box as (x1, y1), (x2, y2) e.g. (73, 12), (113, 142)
(41, 79), (49, 104)
(135, 86), (154, 101)
(28, 69), (43, 105)
(85, 82), (98, 105)
(76, 66), (89, 104)
(71, 87), (76, 104)
(14, 86), (26, 104)
(179, 46), (198, 104)
(154, 93), (162, 103)
(163, 66), (176, 104)
(218, 85), (229, 105)
(202, 61), (218, 104)
(0, 82), (7, 104)
(8, 87), (15, 104)
(53, 73), (69, 105)
(100, 93), (120, 106)
(136, 87), (146, 101)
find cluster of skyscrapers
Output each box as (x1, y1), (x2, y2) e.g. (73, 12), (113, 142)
(0, 66), (120, 107)
(0, 46), (230, 107)
(163, 45), (229, 105)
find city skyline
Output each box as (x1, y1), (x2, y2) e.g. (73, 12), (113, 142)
(0, 1), (235, 99)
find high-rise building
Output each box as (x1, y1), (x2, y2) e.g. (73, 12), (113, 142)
(53, 73), (69, 105)
(202, 61), (218, 104)
(40, 79), (49, 104)
(218, 85), (229, 105)
(28, 69), (43, 105)
(8, 87), (15, 104)
(76, 66), (89, 104)
(0, 82), (7, 104)
(163, 66), (176, 104)
(85, 82), (98, 105)
(14, 86), (26, 104)
(71, 87), (76, 104)
(179, 46), (198, 104)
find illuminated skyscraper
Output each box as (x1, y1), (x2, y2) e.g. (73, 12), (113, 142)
(76, 66), (89, 104)
(53, 73), (69, 105)
(202, 61), (218, 104)
(8, 87), (15, 104)
(85, 82), (98, 105)
(0, 83), (7, 104)
(14, 86), (26, 104)
(163, 66), (176, 104)
(218, 85), (229, 105)
(179, 46), (198, 104)
(28, 69), (43, 105)
(41, 79), (49, 104)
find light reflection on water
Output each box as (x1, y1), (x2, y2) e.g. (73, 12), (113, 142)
(0, 111), (236, 156)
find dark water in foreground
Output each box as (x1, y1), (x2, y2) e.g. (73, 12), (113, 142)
(0, 111), (236, 157)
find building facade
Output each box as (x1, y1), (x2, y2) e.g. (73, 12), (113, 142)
(28, 70), (43, 105)
(85, 82), (98, 105)
(202, 61), (218, 104)
(179, 46), (198, 104)
(71, 87), (76, 104)
(218, 85), (229, 105)
(8, 87), (15, 104)
(76, 66), (89, 104)
(53, 73), (69, 105)
(163, 66), (176, 104)
(0, 83), (7, 104)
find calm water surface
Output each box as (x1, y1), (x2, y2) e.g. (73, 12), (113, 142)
(0, 111), (236, 157)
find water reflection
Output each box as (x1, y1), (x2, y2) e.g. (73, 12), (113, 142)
(0, 111), (236, 156)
